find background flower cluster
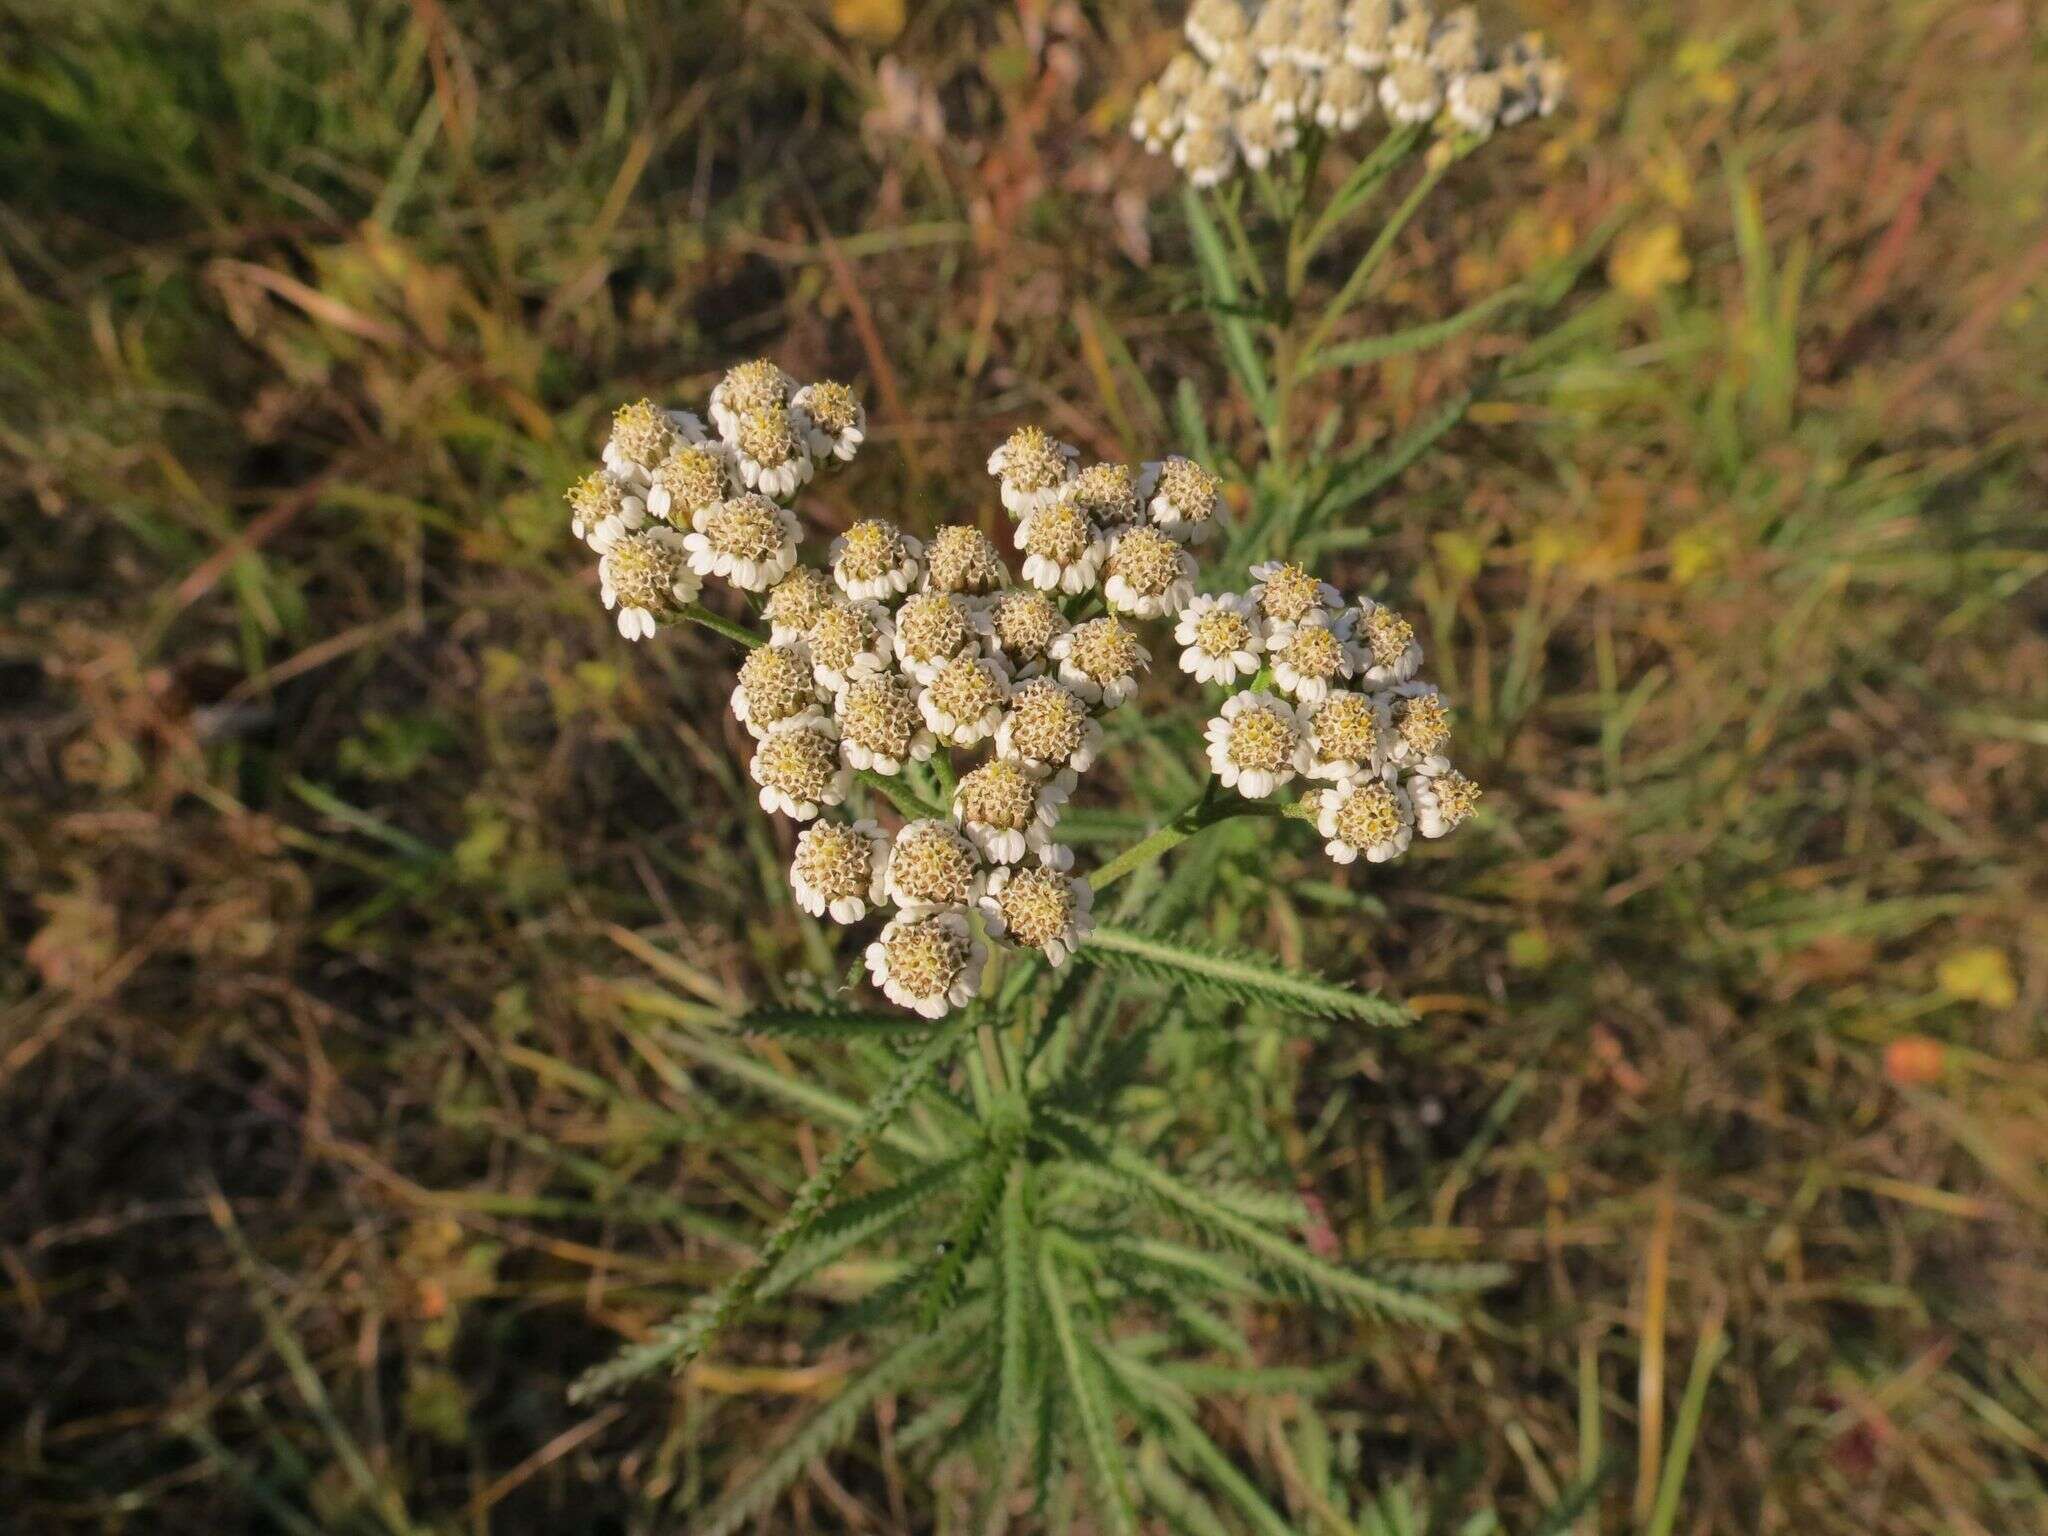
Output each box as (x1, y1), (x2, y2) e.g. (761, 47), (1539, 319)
(1133, 0), (1567, 186)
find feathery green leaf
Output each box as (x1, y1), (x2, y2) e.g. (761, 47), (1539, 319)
(1083, 924), (1412, 1027)
(570, 1009), (976, 1401)
(693, 1309), (979, 1536)
(1067, 1149), (1460, 1329)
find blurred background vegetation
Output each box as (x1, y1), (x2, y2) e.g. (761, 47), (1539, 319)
(3, 0), (2045, 1530)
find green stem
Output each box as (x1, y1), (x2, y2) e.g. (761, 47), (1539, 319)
(677, 602), (763, 649)
(1299, 138), (1474, 366)
(858, 769), (943, 821)
(1089, 786), (1274, 893)
(1292, 123), (1423, 281)
(1213, 187), (1267, 297)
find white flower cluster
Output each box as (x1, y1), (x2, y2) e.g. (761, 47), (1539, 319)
(1131, 0), (1568, 187)
(570, 380), (1244, 1015)
(564, 360), (866, 640)
(1189, 559), (1480, 865)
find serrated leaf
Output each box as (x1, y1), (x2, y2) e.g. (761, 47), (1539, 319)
(735, 1004), (938, 1040)
(1083, 924), (1412, 1027)
(919, 1116), (1025, 1329)
(570, 1009), (977, 1401)
(757, 1154), (972, 1301)
(693, 1310), (978, 1536)
(1039, 1250), (1136, 1535)
(995, 1162), (1037, 1483)
(1067, 1149), (1459, 1329)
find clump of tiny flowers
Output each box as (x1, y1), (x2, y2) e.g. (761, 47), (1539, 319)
(1131, 0), (1568, 188)
(1192, 558), (1479, 867)
(571, 390), (1235, 1016)
(566, 360), (867, 637)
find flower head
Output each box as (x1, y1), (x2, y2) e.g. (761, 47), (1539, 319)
(985, 589), (1068, 677)
(1428, 7), (1485, 74)
(1388, 7), (1436, 63)
(1289, 0), (1346, 68)
(762, 566), (837, 643)
(1249, 0), (1292, 64)
(1353, 596), (1424, 684)
(1066, 462), (1148, 533)
(568, 469), (647, 553)
(923, 523), (1009, 600)
(1314, 64), (1376, 131)
(709, 359), (794, 439)
(1410, 767), (1480, 838)
(1015, 495), (1109, 595)
(997, 677), (1102, 774)
(952, 757), (1069, 865)
(1235, 98), (1299, 170)
(865, 911), (985, 1017)
(1267, 611), (1358, 703)
(831, 518), (924, 601)
(918, 652), (1011, 747)
(1053, 616), (1150, 707)
(749, 718), (850, 821)
(1387, 684), (1453, 771)
(792, 380), (865, 462)
(988, 426), (1079, 515)
(806, 600), (895, 692)
(604, 398), (692, 483)
(684, 493), (801, 591)
(647, 441), (733, 527)
(732, 406), (814, 500)
(981, 865), (1094, 965)
(1185, 0), (1250, 61)
(835, 671), (937, 775)
(790, 818), (890, 923)
(1316, 777), (1414, 864)
(1176, 592), (1266, 686)
(892, 590), (987, 683)
(731, 642), (826, 736)
(1103, 526), (1198, 618)
(1146, 455), (1224, 542)
(1204, 690), (1310, 798)
(1303, 689), (1387, 780)
(598, 527), (700, 641)
(884, 820), (985, 912)
(1445, 68), (1507, 135)
(1379, 59), (1444, 123)
(1259, 61), (1315, 124)
(1250, 560), (1342, 624)
(1344, 0), (1396, 68)
(1173, 122), (1241, 188)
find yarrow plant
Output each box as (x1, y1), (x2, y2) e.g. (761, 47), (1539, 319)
(558, 4), (1588, 1523)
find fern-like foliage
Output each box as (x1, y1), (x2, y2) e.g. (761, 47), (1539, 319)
(735, 1003), (939, 1039)
(693, 1308), (982, 1536)
(1083, 924), (1413, 1027)
(1064, 1147), (1462, 1328)
(569, 1008), (977, 1402)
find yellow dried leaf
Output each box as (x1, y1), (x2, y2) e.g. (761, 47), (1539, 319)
(831, 0), (904, 43)
(1937, 946), (2016, 1009)
(1608, 221), (1690, 300)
